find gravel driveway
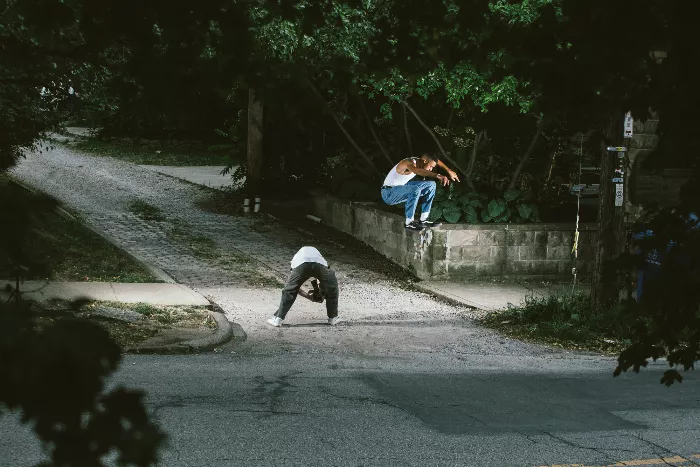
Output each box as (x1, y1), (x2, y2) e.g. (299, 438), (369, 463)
(10, 143), (577, 360)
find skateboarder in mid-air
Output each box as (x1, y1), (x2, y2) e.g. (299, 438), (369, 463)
(267, 246), (340, 327)
(380, 153), (460, 231)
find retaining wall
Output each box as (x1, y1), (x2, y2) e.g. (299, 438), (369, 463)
(312, 195), (597, 280)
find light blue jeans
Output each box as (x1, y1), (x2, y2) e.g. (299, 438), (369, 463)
(381, 180), (437, 219)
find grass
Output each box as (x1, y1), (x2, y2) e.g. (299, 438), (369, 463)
(95, 302), (215, 327)
(34, 301), (215, 351)
(478, 292), (635, 354)
(194, 188), (244, 217)
(73, 138), (231, 166)
(128, 200), (166, 222)
(0, 176), (157, 283)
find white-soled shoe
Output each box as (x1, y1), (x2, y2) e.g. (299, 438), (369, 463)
(267, 317), (283, 327)
(328, 317), (341, 326)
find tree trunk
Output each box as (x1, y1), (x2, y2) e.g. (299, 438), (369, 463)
(464, 130), (483, 191)
(358, 96), (393, 166)
(507, 116), (545, 190)
(402, 104), (414, 158)
(304, 80), (381, 178)
(247, 88), (264, 197)
(591, 116), (627, 312)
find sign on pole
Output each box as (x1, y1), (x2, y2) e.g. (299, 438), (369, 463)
(624, 112), (633, 138)
(615, 183), (624, 207)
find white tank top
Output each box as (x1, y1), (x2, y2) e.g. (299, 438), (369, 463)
(383, 159), (417, 187)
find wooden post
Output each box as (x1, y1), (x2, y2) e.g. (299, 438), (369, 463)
(591, 115), (627, 312)
(247, 88), (264, 206)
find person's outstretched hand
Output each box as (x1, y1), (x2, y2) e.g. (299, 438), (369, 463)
(446, 169), (460, 182)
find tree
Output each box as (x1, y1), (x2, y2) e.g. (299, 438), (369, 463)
(0, 183), (166, 464)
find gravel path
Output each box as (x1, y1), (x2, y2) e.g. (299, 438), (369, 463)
(10, 143), (577, 360)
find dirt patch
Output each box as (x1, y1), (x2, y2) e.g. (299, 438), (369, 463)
(35, 301), (215, 352)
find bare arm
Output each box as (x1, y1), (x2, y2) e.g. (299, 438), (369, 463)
(398, 159), (449, 185)
(437, 159), (461, 182)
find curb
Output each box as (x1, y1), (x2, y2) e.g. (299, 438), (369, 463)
(413, 282), (486, 310)
(127, 308), (244, 354)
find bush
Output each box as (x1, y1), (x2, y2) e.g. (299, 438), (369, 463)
(428, 184), (540, 224)
(480, 292), (635, 352)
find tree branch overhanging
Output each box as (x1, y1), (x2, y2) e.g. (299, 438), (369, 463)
(402, 103), (414, 158)
(305, 80), (381, 178)
(464, 130), (484, 191)
(358, 95), (393, 166)
(508, 115), (546, 190)
(401, 99), (470, 183)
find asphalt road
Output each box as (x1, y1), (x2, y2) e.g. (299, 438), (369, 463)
(2, 351), (698, 467)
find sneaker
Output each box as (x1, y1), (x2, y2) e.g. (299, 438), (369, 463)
(267, 317), (283, 327)
(404, 221), (426, 231)
(419, 219), (442, 228)
(328, 317), (341, 326)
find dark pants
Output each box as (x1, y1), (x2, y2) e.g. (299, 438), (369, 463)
(274, 262), (339, 320)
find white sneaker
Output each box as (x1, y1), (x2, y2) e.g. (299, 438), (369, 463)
(328, 317), (341, 326)
(267, 317), (283, 327)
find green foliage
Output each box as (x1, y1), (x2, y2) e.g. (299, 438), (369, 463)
(611, 207), (700, 386)
(429, 184), (539, 224)
(0, 301), (166, 465)
(481, 292), (634, 353)
(320, 153), (377, 201)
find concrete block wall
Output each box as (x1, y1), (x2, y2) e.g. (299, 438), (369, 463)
(312, 195), (597, 281)
(431, 224), (596, 279)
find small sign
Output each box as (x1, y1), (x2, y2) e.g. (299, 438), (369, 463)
(612, 177), (624, 183)
(624, 112), (633, 138)
(615, 184), (624, 207)
(607, 146), (627, 152)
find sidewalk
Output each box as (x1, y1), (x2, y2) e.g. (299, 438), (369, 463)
(0, 281), (210, 306)
(139, 165), (244, 190)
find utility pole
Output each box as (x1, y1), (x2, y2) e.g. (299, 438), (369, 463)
(591, 113), (630, 312)
(246, 88), (264, 213)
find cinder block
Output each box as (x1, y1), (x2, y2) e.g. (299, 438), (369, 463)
(433, 245), (448, 261)
(448, 247), (463, 261)
(505, 246), (519, 262)
(547, 231), (575, 247)
(490, 246), (506, 262)
(506, 230), (535, 246)
(546, 246), (572, 260)
(449, 230), (479, 246)
(461, 246), (492, 262)
(477, 230), (506, 246)
(534, 231), (548, 246)
(518, 245), (547, 260)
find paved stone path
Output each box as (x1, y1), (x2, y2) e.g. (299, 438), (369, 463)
(13, 147), (397, 287)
